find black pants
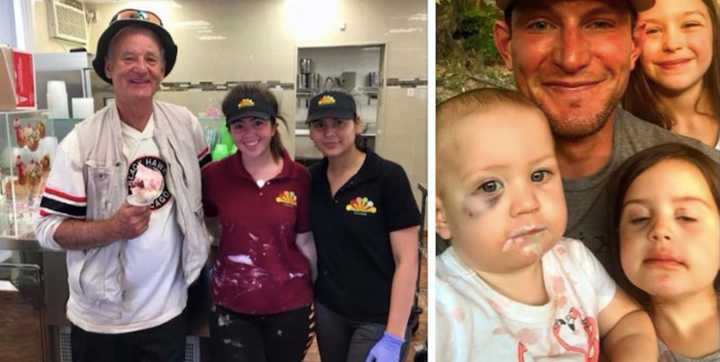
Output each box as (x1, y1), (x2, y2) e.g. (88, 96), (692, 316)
(315, 302), (414, 362)
(71, 312), (186, 362)
(208, 304), (314, 362)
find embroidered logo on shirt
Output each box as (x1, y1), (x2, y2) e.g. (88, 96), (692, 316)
(238, 98), (255, 108)
(318, 95), (336, 106)
(275, 191), (297, 207)
(346, 197), (377, 214)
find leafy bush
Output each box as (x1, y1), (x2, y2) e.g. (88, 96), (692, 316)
(436, 0), (514, 103)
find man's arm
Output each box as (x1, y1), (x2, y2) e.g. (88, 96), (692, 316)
(599, 288), (658, 361)
(53, 202), (151, 250)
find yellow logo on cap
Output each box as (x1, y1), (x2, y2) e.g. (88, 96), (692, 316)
(238, 98), (255, 108)
(346, 197), (377, 214)
(318, 95), (336, 106)
(276, 191), (297, 207)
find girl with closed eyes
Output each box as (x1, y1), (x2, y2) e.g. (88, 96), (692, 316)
(608, 143), (720, 361)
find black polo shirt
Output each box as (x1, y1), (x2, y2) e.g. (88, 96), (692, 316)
(310, 151), (420, 323)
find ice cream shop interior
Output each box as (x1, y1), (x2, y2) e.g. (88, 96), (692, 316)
(0, 0), (427, 361)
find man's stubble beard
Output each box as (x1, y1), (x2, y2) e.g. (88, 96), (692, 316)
(538, 97), (618, 142)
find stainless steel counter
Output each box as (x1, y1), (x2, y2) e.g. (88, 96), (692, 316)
(0, 236), (43, 251)
(0, 236), (67, 326)
(0, 235), (211, 330)
(0, 234), (214, 361)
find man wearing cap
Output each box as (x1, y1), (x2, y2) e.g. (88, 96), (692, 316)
(34, 9), (211, 362)
(491, 0), (720, 268)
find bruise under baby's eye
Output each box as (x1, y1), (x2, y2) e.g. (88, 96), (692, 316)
(461, 192), (500, 218)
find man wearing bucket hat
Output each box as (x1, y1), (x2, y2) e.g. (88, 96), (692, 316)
(490, 0), (720, 269)
(35, 8), (211, 362)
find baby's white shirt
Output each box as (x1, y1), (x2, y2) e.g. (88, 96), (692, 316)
(436, 238), (616, 362)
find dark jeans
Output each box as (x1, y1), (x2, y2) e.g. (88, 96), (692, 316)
(315, 302), (415, 362)
(71, 312), (186, 362)
(208, 304), (314, 362)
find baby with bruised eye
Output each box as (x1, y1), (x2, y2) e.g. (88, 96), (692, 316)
(434, 88), (658, 362)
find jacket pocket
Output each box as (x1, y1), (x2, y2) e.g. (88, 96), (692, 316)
(66, 250), (87, 296)
(85, 164), (114, 220)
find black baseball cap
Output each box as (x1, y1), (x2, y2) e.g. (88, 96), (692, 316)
(93, 9), (178, 84)
(223, 94), (275, 125)
(307, 91), (356, 122)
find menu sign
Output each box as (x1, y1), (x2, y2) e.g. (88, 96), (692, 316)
(12, 50), (35, 108)
(0, 46), (35, 110)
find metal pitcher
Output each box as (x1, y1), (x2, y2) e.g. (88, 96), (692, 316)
(299, 58), (312, 74)
(367, 72), (379, 88)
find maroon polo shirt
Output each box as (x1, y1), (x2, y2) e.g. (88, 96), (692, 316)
(202, 150), (312, 314)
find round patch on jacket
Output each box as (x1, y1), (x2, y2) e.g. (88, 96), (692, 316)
(127, 156), (171, 210)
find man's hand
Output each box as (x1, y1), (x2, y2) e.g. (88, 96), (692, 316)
(53, 202), (153, 250)
(109, 202), (152, 240)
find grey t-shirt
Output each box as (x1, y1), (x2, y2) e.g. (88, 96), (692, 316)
(563, 107), (720, 269)
(659, 339), (720, 362)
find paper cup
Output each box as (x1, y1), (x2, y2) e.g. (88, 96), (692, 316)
(47, 81), (69, 119)
(72, 98), (94, 119)
(126, 194), (154, 207)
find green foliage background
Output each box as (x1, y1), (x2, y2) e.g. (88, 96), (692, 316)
(436, 0), (514, 103)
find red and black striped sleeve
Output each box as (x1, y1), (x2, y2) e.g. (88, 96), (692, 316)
(38, 132), (87, 220)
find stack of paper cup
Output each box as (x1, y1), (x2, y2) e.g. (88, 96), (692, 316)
(72, 97), (94, 119)
(46, 81), (69, 119)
